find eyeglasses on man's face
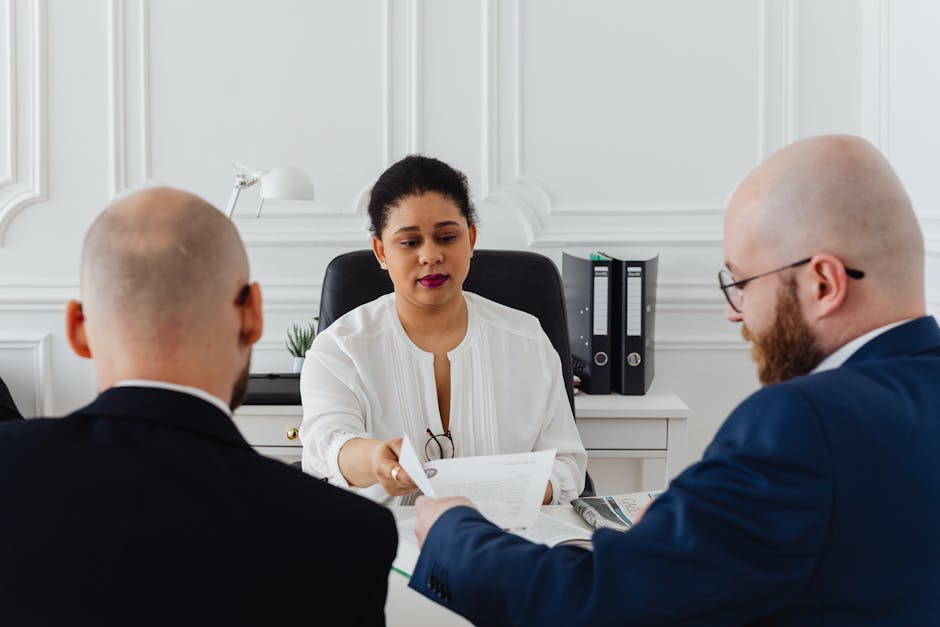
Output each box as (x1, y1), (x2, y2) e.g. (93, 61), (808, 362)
(425, 428), (454, 462)
(718, 257), (865, 314)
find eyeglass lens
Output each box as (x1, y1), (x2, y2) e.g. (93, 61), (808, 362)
(718, 269), (742, 312)
(425, 429), (454, 461)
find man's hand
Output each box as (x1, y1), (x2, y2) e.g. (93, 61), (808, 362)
(371, 437), (417, 496)
(414, 495), (476, 548)
(633, 498), (655, 525)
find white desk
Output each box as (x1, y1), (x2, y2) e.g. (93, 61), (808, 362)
(575, 381), (690, 483)
(233, 382), (690, 482)
(385, 505), (589, 626)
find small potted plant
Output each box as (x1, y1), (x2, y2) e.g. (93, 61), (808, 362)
(286, 319), (317, 373)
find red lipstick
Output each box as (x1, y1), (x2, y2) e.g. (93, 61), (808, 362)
(418, 274), (448, 288)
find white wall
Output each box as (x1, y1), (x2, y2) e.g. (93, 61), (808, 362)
(0, 0), (937, 474)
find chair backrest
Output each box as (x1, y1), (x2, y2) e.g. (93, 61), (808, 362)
(317, 249), (575, 416)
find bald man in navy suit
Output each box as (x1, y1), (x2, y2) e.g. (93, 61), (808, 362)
(409, 136), (940, 626)
(0, 189), (397, 626)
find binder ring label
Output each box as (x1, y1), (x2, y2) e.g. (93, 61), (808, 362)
(594, 352), (609, 366)
(627, 352), (642, 367)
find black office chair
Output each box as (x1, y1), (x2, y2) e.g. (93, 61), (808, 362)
(317, 249), (595, 497)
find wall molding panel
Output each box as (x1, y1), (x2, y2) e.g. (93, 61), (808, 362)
(861, 0), (891, 153)
(107, 0), (155, 199)
(10, 0), (937, 462)
(1, 0), (13, 187)
(0, 0), (46, 244)
(656, 334), (748, 352)
(474, 0), (788, 247)
(922, 213), (940, 259)
(758, 0), (798, 159)
(0, 281), (73, 312)
(0, 331), (51, 415)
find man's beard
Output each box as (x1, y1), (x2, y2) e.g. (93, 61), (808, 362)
(229, 351), (251, 411)
(742, 278), (825, 385)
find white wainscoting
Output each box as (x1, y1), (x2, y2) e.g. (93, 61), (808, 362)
(0, 0), (937, 467)
(0, 331), (51, 416)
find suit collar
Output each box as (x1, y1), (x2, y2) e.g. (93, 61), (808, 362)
(72, 386), (250, 448)
(844, 316), (940, 366)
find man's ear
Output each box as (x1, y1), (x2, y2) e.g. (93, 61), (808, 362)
(239, 282), (264, 346)
(65, 300), (92, 359)
(806, 253), (850, 319)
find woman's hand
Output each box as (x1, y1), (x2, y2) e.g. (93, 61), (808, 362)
(542, 480), (554, 505)
(371, 437), (418, 496)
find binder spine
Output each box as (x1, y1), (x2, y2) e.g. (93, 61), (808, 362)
(563, 254), (612, 395)
(611, 256), (657, 395)
(589, 264), (612, 394)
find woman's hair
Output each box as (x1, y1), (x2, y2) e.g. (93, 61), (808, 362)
(367, 155), (477, 236)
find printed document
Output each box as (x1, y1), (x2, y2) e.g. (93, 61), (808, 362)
(398, 435), (555, 530)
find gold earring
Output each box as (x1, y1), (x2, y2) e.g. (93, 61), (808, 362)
(379, 260), (388, 270)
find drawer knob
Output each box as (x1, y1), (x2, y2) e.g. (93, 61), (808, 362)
(286, 427), (299, 441)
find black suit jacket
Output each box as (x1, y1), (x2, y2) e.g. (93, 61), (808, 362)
(0, 377), (22, 421)
(0, 386), (397, 626)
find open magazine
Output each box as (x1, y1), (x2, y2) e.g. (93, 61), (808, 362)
(570, 490), (663, 532)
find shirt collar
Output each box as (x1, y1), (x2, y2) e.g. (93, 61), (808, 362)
(811, 319), (913, 374)
(112, 380), (232, 417)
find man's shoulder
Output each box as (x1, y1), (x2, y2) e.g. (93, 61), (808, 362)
(250, 455), (395, 529)
(708, 382), (827, 461)
(0, 415), (84, 450)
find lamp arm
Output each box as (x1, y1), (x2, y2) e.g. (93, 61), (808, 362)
(225, 183), (242, 219)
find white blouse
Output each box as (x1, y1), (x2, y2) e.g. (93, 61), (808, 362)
(299, 291), (587, 504)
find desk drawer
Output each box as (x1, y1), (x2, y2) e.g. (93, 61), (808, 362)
(577, 418), (667, 450)
(232, 408), (303, 447)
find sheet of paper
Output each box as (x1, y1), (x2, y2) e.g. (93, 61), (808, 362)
(398, 434), (436, 497)
(396, 437), (556, 529)
(512, 512), (593, 546)
(392, 517), (420, 578)
(425, 448), (555, 530)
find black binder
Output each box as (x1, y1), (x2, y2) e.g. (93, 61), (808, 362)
(562, 253), (613, 394)
(609, 253), (658, 395)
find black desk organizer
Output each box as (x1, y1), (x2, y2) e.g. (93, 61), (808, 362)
(245, 373), (301, 405)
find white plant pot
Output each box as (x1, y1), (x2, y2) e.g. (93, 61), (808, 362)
(291, 356), (305, 374)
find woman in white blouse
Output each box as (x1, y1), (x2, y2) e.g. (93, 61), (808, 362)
(299, 155), (587, 504)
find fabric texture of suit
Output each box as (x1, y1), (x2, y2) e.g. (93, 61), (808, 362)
(0, 376), (23, 421)
(411, 316), (940, 626)
(0, 386), (397, 626)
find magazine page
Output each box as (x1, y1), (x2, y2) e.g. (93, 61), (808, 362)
(571, 491), (662, 531)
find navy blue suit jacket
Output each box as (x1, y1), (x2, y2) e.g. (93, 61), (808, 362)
(411, 316), (940, 626)
(0, 387), (397, 626)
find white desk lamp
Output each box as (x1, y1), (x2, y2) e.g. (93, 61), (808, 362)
(225, 161), (315, 218)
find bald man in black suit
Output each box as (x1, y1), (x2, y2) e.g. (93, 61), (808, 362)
(0, 188), (397, 626)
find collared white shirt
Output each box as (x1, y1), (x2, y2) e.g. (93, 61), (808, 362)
(113, 379), (232, 417)
(298, 291), (588, 505)
(811, 319), (913, 374)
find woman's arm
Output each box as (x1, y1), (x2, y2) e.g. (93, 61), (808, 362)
(337, 436), (416, 495)
(299, 333), (416, 495)
(535, 336), (588, 504)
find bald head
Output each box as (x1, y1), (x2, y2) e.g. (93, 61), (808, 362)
(81, 187), (250, 353)
(727, 135), (924, 303)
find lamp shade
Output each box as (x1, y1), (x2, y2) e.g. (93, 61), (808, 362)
(259, 166), (315, 201)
